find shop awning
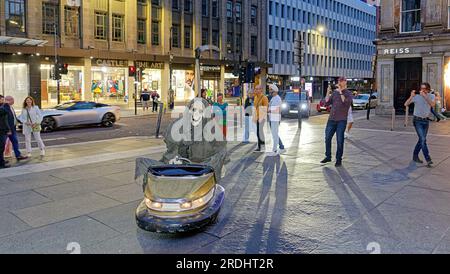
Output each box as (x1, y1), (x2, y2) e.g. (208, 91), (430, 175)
(0, 36), (48, 47)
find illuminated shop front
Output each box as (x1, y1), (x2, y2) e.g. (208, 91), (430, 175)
(0, 62), (29, 106)
(224, 73), (241, 99)
(40, 64), (83, 108)
(172, 69), (196, 104)
(91, 62), (128, 105)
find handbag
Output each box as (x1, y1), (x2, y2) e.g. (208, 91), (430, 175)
(26, 108), (42, 133)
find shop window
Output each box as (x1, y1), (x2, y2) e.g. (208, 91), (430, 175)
(137, 19), (146, 44)
(64, 6), (80, 38)
(0, 63), (29, 107)
(5, 0), (26, 35)
(95, 12), (107, 40)
(112, 14), (124, 42)
(42, 2), (59, 35)
(184, 25), (192, 49)
(401, 0), (421, 33)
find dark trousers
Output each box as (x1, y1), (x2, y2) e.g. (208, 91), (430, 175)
(256, 120), (265, 150)
(152, 101), (158, 112)
(413, 118), (431, 162)
(7, 129), (21, 158)
(325, 119), (347, 162)
(0, 134), (6, 166)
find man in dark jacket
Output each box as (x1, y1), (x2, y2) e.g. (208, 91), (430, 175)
(4, 96), (28, 161)
(0, 95), (12, 168)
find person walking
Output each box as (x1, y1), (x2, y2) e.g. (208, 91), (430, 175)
(430, 90), (441, 122)
(345, 107), (354, 139)
(213, 93), (229, 139)
(151, 90), (160, 112)
(253, 85), (269, 152)
(321, 77), (353, 167)
(140, 89), (151, 112)
(434, 92), (447, 121)
(17, 96), (46, 158)
(267, 84), (285, 156)
(0, 95), (11, 169)
(3, 96), (28, 161)
(243, 91), (255, 143)
(405, 82), (436, 168)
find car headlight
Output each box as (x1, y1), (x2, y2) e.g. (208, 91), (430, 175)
(301, 104), (308, 110)
(282, 103), (288, 109)
(145, 186), (216, 212)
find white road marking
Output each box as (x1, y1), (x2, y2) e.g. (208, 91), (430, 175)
(1, 146), (166, 178)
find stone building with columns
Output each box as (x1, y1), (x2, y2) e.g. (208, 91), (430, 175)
(0, 0), (268, 108)
(376, 0), (450, 114)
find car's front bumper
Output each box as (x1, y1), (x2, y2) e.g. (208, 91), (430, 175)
(136, 184), (225, 233)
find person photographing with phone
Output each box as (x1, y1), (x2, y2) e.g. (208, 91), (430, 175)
(321, 77), (353, 167)
(405, 82), (436, 168)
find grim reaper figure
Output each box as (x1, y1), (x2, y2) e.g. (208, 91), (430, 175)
(135, 97), (228, 184)
(134, 98), (228, 233)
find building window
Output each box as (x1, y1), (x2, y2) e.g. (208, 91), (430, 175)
(5, 0), (26, 35)
(226, 32), (233, 53)
(269, 49), (273, 63)
(152, 21), (160, 45)
(42, 2), (59, 35)
(251, 6), (257, 25)
(184, 25), (192, 48)
(250, 36), (257, 56)
(64, 6), (80, 38)
(95, 12), (107, 40)
(212, 0), (219, 18)
(202, 28), (209, 46)
(202, 0), (209, 17)
(172, 0), (179, 10)
(184, 0), (193, 13)
(226, 1), (233, 21)
(448, 0), (450, 28)
(112, 14), (124, 42)
(212, 30), (220, 47)
(235, 2), (242, 23)
(137, 18), (146, 44)
(236, 34), (242, 52)
(401, 0), (421, 33)
(172, 24), (180, 48)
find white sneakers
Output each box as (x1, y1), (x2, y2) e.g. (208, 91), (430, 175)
(344, 132), (351, 139)
(267, 149), (286, 157)
(40, 150), (46, 157)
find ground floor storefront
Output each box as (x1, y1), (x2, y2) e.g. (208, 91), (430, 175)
(0, 51), (268, 109)
(376, 38), (450, 115)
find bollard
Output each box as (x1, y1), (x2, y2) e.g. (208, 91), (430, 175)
(155, 102), (164, 138)
(391, 108), (395, 131)
(404, 106), (409, 127)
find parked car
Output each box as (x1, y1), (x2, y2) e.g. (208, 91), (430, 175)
(281, 92), (311, 118)
(41, 101), (121, 132)
(317, 98), (331, 113)
(352, 94), (378, 110)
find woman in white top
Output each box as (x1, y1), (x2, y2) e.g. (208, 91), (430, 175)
(17, 96), (46, 157)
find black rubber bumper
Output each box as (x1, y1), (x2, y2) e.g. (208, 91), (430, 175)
(136, 185), (225, 233)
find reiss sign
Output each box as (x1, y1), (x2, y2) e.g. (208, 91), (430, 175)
(383, 48), (411, 55)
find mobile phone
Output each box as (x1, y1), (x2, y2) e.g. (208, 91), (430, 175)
(415, 90), (420, 95)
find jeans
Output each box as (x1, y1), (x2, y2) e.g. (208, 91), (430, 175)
(0, 134), (6, 166)
(7, 130), (21, 158)
(256, 120), (265, 150)
(244, 116), (250, 142)
(413, 119), (431, 162)
(152, 101), (158, 112)
(325, 119), (347, 162)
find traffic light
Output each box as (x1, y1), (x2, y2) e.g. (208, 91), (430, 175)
(60, 63), (69, 75)
(245, 62), (255, 83)
(52, 63), (68, 80)
(129, 66), (137, 77)
(239, 65), (246, 84)
(294, 32), (304, 66)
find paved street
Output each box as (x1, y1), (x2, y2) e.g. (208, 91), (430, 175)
(1, 113), (450, 254)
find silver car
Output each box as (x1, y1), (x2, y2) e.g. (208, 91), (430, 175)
(41, 101), (121, 132)
(352, 94), (378, 110)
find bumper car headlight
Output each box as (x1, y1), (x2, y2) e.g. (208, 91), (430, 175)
(282, 103), (288, 109)
(145, 186), (216, 212)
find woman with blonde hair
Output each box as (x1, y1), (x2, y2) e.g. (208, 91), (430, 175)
(17, 96), (46, 157)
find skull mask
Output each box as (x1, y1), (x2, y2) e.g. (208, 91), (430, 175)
(189, 99), (205, 127)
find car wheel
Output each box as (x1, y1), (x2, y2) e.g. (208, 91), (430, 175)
(41, 117), (57, 133)
(101, 113), (116, 127)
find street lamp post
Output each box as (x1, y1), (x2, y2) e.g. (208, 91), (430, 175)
(194, 45), (221, 98)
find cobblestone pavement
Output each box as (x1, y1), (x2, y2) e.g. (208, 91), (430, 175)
(1, 114), (450, 254)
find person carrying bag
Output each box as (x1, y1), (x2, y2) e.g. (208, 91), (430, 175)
(18, 96), (46, 157)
